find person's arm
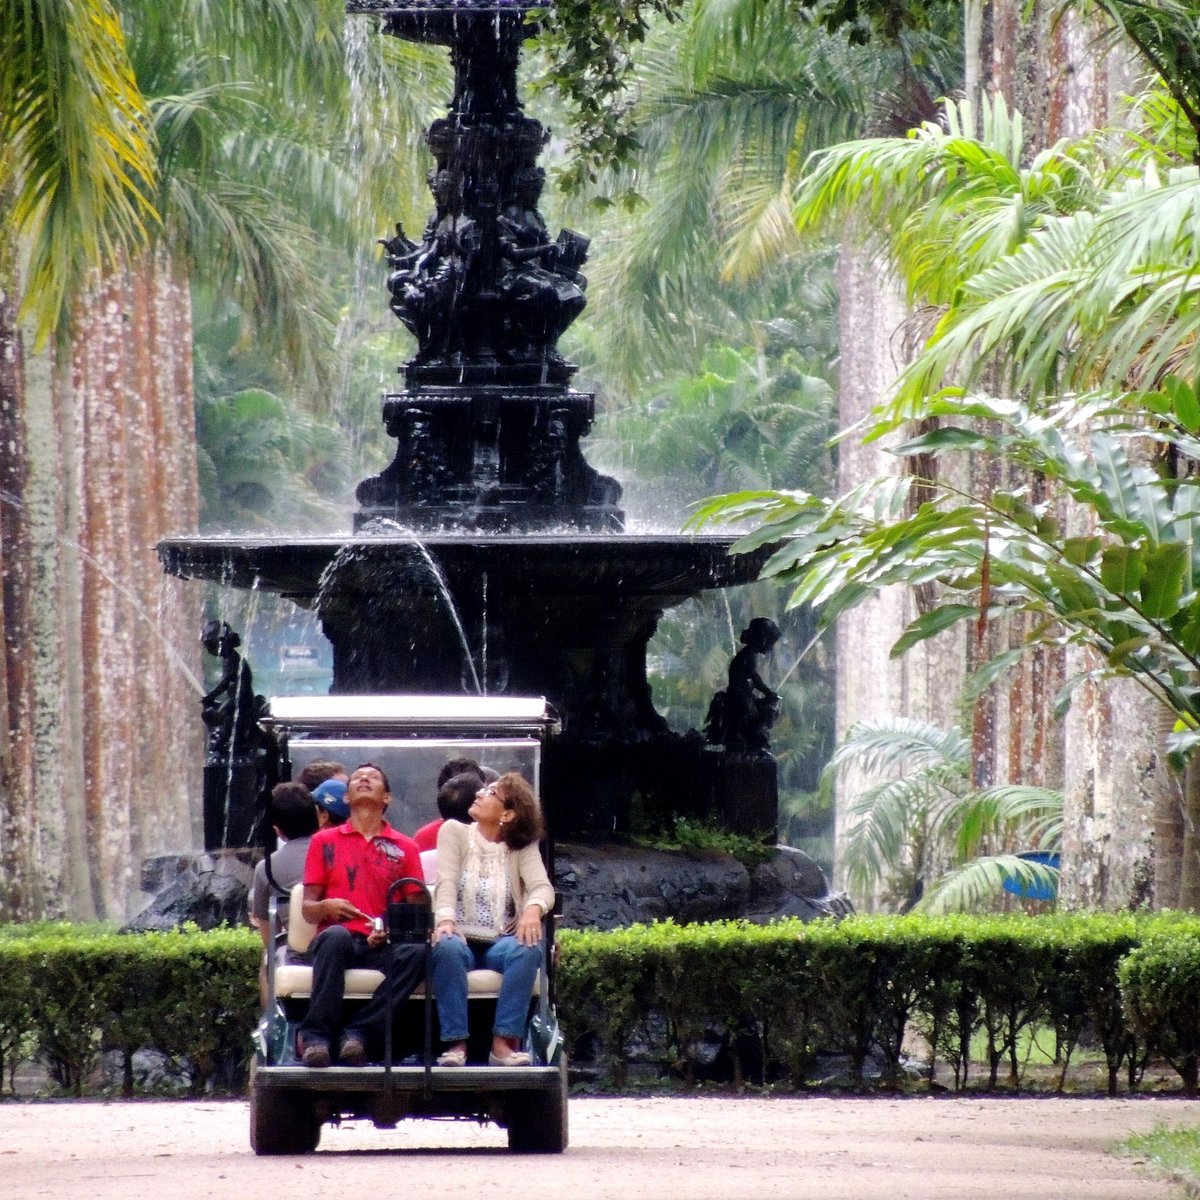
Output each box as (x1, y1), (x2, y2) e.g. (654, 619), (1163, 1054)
(249, 862), (271, 948)
(432, 821), (465, 942)
(299, 835), (365, 927)
(512, 843), (555, 946)
(301, 883), (366, 927)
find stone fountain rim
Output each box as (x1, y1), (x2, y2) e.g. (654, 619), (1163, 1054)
(158, 531), (762, 548)
(156, 530), (780, 601)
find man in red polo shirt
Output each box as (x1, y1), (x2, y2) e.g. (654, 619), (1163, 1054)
(296, 762), (426, 1067)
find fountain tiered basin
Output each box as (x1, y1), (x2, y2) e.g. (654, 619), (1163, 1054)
(160, 0), (782, 835)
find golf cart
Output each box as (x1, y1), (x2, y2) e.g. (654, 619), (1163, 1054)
(250, 694), (567, 1154)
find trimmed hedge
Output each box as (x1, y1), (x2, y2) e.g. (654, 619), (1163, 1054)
(0, 925), (260, 1096)
(4, 913), (1200, 1096)
(556, 911), (1200, 1094)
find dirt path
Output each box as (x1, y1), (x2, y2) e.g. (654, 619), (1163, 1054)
(2, 1095), (1197, 1199)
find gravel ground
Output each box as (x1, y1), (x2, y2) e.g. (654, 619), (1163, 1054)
(1, 1094), (1198, 1200)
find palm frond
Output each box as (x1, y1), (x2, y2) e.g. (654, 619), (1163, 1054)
(2, 0), (159, 342)
(916, 853), (1059, 915)
(824, 715), (970, 778)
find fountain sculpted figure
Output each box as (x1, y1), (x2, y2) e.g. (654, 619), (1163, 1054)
(705, 617), (782, 755)
(200, 620), (272, 850)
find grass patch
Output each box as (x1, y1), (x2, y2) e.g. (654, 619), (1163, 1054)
(1122, 1127), (1200, 1191)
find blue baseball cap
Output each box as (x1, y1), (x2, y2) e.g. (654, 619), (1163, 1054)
(312, 779), (350, 822)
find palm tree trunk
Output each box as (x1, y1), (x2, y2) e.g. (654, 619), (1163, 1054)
(1180, 736), (1200, 910)
(68, 249), (202, 920)
(0, 204), (40, 920)
(1, 245), (202, 923)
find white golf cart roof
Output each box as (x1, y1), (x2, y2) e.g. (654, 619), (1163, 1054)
(264, 694), (560, 739)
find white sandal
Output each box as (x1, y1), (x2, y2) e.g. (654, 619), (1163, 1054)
(488, 1049), (532, 1067)
(436, 1047), (467, 1067)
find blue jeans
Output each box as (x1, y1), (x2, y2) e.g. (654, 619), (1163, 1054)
(430, 933), (541, 1042)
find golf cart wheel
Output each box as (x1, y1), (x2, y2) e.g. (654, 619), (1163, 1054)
(249, 1058), (321, 1155)
(506, 1056), (568, 1154)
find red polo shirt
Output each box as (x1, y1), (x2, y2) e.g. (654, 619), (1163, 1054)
(412, 818), (443, 852)
(303, 820), (423, 936)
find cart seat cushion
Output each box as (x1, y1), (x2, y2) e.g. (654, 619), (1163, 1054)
(287, 884), (319, 956)
(275, 964), (512, 1001)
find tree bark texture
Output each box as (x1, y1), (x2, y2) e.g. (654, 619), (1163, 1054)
(0, 209), (39, 918)
(833, 249), (969, 899)
(0, 244), (202, 923)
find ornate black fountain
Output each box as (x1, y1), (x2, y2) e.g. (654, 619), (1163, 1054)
(158, 0), (776, 836)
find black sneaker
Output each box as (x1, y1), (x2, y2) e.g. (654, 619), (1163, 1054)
(339, 1033), (367, 1066)
(300, 1038), (331, 1068)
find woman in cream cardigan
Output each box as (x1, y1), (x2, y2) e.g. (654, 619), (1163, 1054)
(430, 772), (555, 1067)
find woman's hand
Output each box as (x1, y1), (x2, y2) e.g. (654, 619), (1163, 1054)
(366, 923), (387, 948)
(433, 919), (459, 944)
(515, 904), (544, 946)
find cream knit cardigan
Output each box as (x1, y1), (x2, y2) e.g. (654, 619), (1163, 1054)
(432, 819), (555, 935)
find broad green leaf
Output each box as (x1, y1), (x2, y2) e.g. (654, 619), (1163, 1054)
(894, 427), (993, 455)
(890, 604), (978, 658)
(1108, 636), (1152, 666)
(992, 491), (1040, 531)
(1176, 601), (1200, 655)
(1165, 374), (1200, 434)
(1100, 544), (1144, 596)
(1062, 535), (1102, 565)
(1140, 542), (1189, 618)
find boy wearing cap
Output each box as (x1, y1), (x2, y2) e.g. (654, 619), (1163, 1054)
(312, 778), (350, 828)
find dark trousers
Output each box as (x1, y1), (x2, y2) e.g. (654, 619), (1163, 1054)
(298, 925), (427, 1053)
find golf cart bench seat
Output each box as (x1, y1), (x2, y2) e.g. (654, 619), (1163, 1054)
(275, 884), (536, 1002)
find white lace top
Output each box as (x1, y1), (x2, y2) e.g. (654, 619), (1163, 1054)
(454, 825), (514, 940)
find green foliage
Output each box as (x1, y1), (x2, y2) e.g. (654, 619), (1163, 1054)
(695, 385), (1200, 759)
(790, 94), (1105, 310)
(1076, 0), (1200, 160)
(1121, 1126), (1200, 1189)
(10, 916), (1200, 1096)
(593, 342), (836, 506)
(540, 0), (959, 190)
(635, 816), (776, 869)
(194, 378), (352, 531)
(0, 0), (159, 343)
(1120, 928), (1200, 1093)
(569, 0), (959, 390)
(827, 716), (1062, 913)
(0, 925), (260, 1096)
(560, 911), (1200, 1093)
(693, 79), (1200, 764)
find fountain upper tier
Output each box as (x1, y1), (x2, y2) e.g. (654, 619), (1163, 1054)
(347, 0), (624, 531)
(349, 0), (551, 41)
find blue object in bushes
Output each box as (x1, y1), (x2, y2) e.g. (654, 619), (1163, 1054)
(1002, 851), (1060, 901)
